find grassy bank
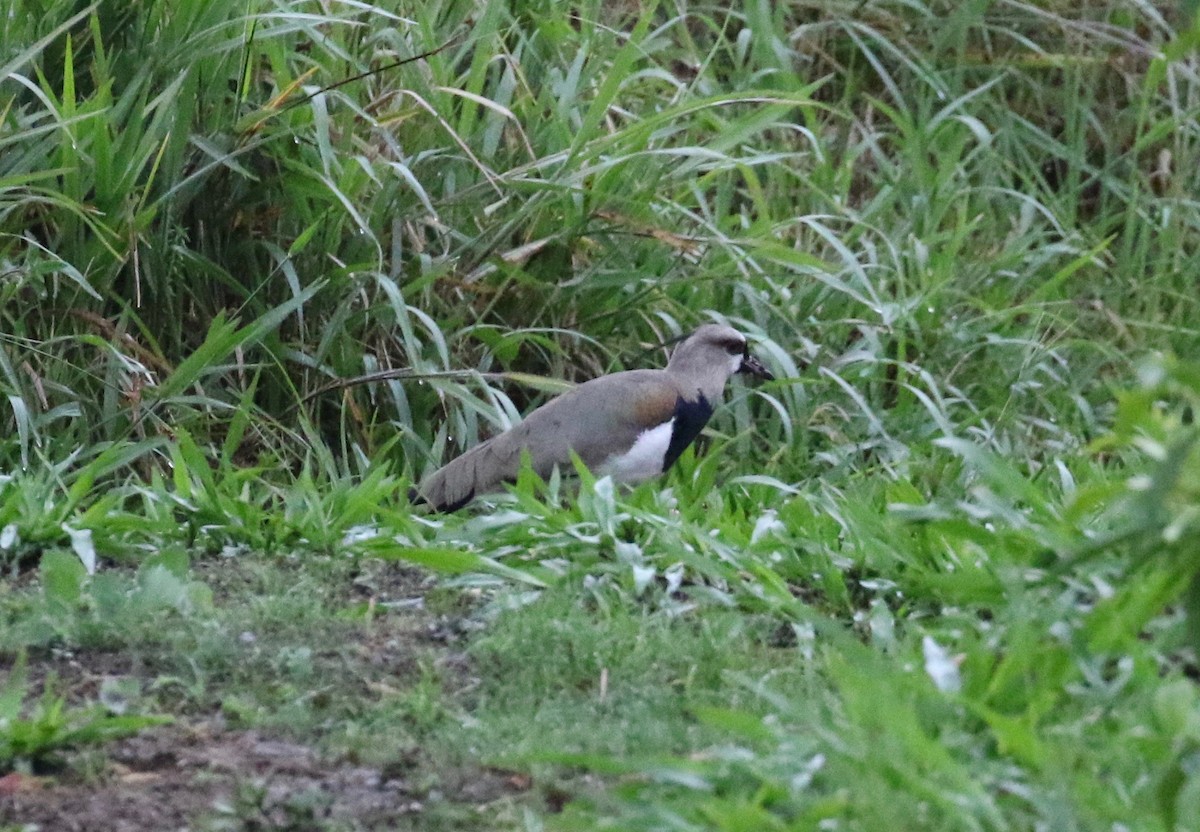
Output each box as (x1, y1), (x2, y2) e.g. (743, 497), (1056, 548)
(3, 1), (1200, 829)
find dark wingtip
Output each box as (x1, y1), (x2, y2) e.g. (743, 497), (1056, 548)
(408, 485), (474, 513)
(438, 490), (475, 513)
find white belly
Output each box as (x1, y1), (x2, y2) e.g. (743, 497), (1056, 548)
(598, 419), (674, 484)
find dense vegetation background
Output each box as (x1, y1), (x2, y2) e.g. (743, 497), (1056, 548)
(3, 0), (1200, 829)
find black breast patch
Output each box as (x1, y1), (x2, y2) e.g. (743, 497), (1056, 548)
(663, 393), (714, 471)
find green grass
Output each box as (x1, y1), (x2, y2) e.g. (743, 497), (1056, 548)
(3, 0), (1200, 829)
(463, 588), (806, 758)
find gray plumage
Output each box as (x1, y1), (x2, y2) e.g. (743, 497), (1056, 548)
(413, 324), (773, 511)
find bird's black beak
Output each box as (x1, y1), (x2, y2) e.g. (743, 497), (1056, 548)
(739, 352), (774, 381)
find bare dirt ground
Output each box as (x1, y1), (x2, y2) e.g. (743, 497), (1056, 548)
(1, 562), (533, 831)
(1, 722), (530, 830)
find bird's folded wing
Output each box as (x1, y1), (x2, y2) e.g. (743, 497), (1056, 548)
(417, 371), (683, 510)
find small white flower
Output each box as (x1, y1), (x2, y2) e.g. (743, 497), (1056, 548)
(922, 636), (962, 693)
(750, 509), (785, 544)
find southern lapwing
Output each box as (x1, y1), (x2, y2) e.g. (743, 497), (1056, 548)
(412, 324), (774, 511)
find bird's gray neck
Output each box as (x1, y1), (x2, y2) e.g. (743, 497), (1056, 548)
(666, 357), (733, 403)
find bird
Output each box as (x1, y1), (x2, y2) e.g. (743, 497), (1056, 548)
(411, 323), (774, 511)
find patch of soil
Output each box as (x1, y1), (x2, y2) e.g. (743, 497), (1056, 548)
(2, 560), (519, 829)
(1, 722), (530, 831)
(11, 645), (143, 705)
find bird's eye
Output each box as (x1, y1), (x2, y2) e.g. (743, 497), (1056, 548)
(725, 341), (744, 356)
